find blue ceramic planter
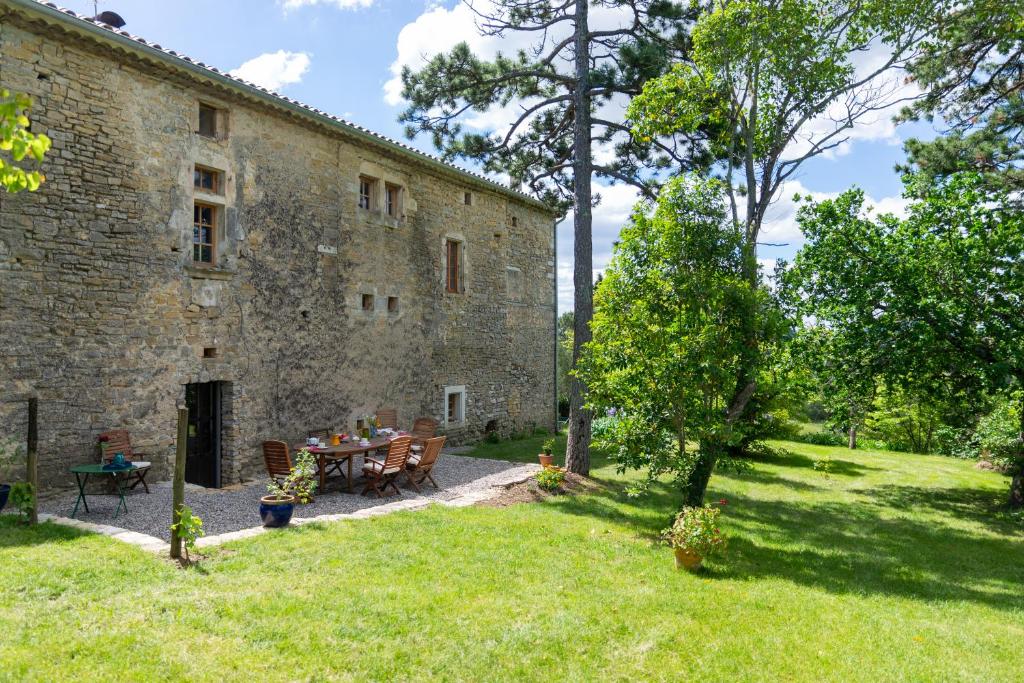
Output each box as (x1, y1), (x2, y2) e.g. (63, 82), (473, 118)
(0, 484), (9, 513)
(259, 498), (294, 527)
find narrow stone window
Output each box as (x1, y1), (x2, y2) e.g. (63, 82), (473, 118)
(198, 103), (219, 138)
(463, 191), (473, 206)
(511, 215), (518, 227)
(506, 266), (522, 303)
(358, 176), (376, 210)
(445, 386), (466, 426)
(361, 293), (374, 311)
(385, 183), (402, 218)
(193, 202), (216, 264)
(445, 239), (462, 293)
(194, 165), (221, 194)
(202, 347), (218, 359)
(387, 296), (398, 313)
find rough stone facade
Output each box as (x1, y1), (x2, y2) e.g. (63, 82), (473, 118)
(0, 3), (557, 488)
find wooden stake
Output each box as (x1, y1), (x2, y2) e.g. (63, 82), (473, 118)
(26, 397), (38, 525)
(170, 406), (188, 559)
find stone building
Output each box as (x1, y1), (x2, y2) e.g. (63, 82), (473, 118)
(0, 0), (557, 488)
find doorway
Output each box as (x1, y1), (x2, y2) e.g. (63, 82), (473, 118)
(185, 381), (222, 488)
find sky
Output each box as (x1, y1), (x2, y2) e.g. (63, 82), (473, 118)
(71, 0), (941, 311)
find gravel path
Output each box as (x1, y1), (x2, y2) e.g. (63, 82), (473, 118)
(38, 453), (528, 542)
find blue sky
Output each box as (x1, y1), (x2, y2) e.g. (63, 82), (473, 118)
(73, 0), (940, 310)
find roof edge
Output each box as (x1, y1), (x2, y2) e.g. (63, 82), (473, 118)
(3, 0), (557, 214)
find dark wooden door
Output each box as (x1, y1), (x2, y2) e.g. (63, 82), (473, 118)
(185, 382), (221, 488)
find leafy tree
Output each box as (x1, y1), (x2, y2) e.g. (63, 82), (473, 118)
(900, 0), (1024, 192)
(627, 0), (937, 497)
(578, 175), (773, 507)
(785, 173), (1024, 506)
(0, 89), (50, 193)
(399, 0), (710, 474)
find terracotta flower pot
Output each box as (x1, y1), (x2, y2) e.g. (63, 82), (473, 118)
(539, 453), (553, 467)
(674, 547), (703, 571)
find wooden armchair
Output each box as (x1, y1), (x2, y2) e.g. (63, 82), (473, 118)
(262, 440), (292, 484)
(361, 435), (411, 498)
(98, 429), (152, 493)
(307, 428), (330, 442)
(409, 417), (439, 453)
(405, 436), (445, 492)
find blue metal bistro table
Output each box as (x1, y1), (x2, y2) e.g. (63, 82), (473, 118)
(70, 463), (141, 519)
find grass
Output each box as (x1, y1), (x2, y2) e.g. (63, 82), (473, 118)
(1, 436), (1022, 681)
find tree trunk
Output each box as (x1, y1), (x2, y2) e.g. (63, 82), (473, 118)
(565, 0), (593, 476)
(683, 441), (721, 507)
(848, 424), (857, 450)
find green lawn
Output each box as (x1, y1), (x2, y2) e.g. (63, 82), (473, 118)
(1, 437), (1022, 681)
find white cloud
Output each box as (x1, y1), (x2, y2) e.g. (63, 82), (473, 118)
(230, 50), (312, 92)
(281, 0), (375, 10)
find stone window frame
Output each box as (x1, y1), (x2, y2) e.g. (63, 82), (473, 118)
(196, 101), (228, 140)
(358, 175), (378, 211)
(385, 182), (403, 219)
(444, 236), (466, 294)
(506, 265), (523, 303)
(189, 159), (231, 272)
(444, 385), (467, 427)
(194, 165), (223, 195)
(193, 201), (218, 265)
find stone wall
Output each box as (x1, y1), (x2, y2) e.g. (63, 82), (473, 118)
(0, 13), (556, 488)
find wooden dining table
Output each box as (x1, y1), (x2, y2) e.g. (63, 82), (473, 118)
(295, 436), (393, 493)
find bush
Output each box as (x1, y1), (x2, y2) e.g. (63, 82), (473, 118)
(791, 430), (847, 447)
(170, 505), (205, 564)
(974, 395), (1021, 470)
(661, 504), (727, 558)
(535, 467), (565, 492)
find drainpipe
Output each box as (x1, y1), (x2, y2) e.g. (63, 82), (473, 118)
(552, 217), (559, 434)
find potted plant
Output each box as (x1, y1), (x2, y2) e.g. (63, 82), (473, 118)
(539, 438), (555, 467)
(661, 504), (726, 571)
(260, 480), (296, 528)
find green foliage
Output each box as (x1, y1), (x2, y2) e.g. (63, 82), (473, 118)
(813, 454), (834, 477)
(0, 89), (51, 193)
(578, 175), (774, 504)
(484, 431), (501, 445)
(170, 505), (205, 563)
(974, 393), (1023, 471)
(0, 437), (25, 482)
(8, 482), (34, 521)
(288, 448), (318, 504)
(541, 438), (555, 456)
(791, 430), (847, 447)
(661, 504), (726, 558)
(535, 467), (566, 493)
(556, 311), (574, 409)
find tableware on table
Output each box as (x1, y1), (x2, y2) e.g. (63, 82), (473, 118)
(331, 434), (341, 446)
(306, 437), (319, 446)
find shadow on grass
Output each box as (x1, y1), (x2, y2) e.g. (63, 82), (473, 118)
(0, 516), (87, 548)
(863, 484), (1022, 537)
(716, 466), (825, 493)
(748, 448), (881, 477)
(716, 497), (1024, 611)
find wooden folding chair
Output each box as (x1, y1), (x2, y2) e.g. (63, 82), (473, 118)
(98, 429), (152, 493)
(404, 436), (445, 492)
(308, 428), (330, 441)
(410, 417), (439, 446)
(361, 436), (411, 498)
(262, 440), (293, 485)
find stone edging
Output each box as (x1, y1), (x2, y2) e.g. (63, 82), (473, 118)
(38, 464), (541, 555)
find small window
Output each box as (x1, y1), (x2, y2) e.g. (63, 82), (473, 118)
(445, 239), (462, 293)
(193, 202), (216, 264)
(194, 166), (221, 194)
(202, 347), (218, 359)
(445, 386), (465, 426)
(511, 216), (518, 227)
(359, 176), (376, 210)
(385, 183), (402, 218)
(198, 103), (218, 138)
(387, 296), (398, 313)
(361, 293), (374, 311)
(506, 267), (522, 303)
(463, 191), (473, 206)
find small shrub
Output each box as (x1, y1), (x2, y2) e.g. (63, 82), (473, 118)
(813, 454), (833, 477)
(170, 505), (205, 564)
(792, 431), (846, 447)
(484, 431), (501, 444)
(287, 448), (318, 504)
(535, 467), (565, 492)
(541, 438), (555, 456)
(661, 505), (726, 558)
(8, 482), (34, 521)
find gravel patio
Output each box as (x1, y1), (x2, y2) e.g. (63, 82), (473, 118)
(38, 453), (532, 542)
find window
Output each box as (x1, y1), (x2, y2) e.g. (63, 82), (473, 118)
(358, 176), (376, 210)
(445, 239), (462, 293)
(193, 202), (216, 264)
(511, 216), (518, 227)
(385, 183), (402, 218)
(463, 191), (473, 206)
(445, 386), (466, 426)
(198, 103), (218, 138)
(387, 296), (399, 313)
(193, 166), (221, 194)
(506, 266), (523, 303)
(361, 293), (374, 311)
